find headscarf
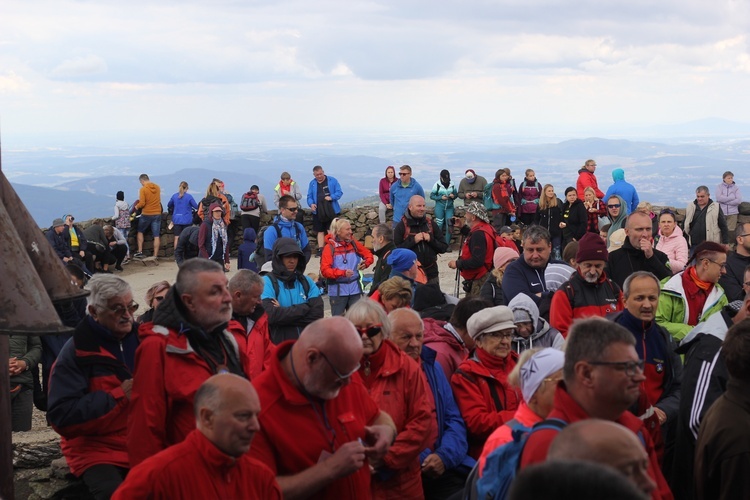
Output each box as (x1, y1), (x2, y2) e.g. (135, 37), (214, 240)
(440, 169), (451, 189)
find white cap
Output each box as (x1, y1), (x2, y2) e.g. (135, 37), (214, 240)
(520, 348), (565, 402)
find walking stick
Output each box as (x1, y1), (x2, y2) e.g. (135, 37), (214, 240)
(453, 233), (465, 298)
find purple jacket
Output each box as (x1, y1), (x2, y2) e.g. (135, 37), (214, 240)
(379, 177), (395, 205)
(716, 181), (742, 216)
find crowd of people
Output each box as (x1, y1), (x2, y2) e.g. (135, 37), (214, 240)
(11, 162), (750, 499)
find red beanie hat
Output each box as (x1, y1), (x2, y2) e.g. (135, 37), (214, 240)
(576, 232), (609, 262)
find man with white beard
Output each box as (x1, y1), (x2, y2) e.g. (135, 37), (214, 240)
(550, 232), (625, 337)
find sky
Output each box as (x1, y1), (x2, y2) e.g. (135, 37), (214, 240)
(2, 0), (750, 145)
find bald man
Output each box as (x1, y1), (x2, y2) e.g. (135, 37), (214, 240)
(394, 195), (448, 285)
(607, 211), (672, 288)
(389, 308), (473, 499)
(548, 419), (656, 497)
(113, 374), (280, 499)
(249, 317), (398, 500)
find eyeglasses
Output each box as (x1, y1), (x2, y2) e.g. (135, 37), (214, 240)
(607, 204), (621, 209)
(399, 172), (409, 176)
(482, 331), (514, 341)
(589, 360), (645, 376)
(285, 207), (299, 212)
(319, 351), (360, 381)
(738, 233), (750, 238)
(355, 324), (383, 338)
(705, 259), (727, 270)
(106, 302), (139, 316)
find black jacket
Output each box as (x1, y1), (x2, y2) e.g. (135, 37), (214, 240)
(534, 199), (564, 239)
(369, 241), (396, 296)
(719, 250), (750, 302)
(175, 226), (200, 266)
(607, 238), (672, 289)
(46, 228), (72, 259)
(393, 211), (448, 280)
(561, 199), (587, 244)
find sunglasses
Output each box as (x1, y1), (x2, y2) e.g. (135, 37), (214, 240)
(399, 172), (410, 176)
(356, 324), (383, 338)
(285, 207), (299, 212)
(607, 204), (621, 209)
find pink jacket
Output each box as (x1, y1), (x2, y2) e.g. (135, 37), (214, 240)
(656, 230), (689, 274)
(422, 319), (469, 379)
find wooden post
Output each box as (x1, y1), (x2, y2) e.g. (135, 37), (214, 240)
(0, 334), (15, 500)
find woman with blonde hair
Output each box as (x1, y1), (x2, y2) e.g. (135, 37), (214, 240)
(197, 180), (230, 226)
(137, 280), (170, 323)
(370, 276), (413, 312)
(535, 184), (563, 260)
(167, 181), (198, 249)
(582, 186), (607, 234)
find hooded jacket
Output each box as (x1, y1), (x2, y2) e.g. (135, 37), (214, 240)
(127, 286), (246, 467)
(576, 167), (604, 200)
(606, 194), (630, 246)
(231, 303), (274, 380)
(655, 228), (689, 275)
(604, 168), (640, 214)
(430, 179), (458, 211)
(718, 250), (750, 302)
(380, 171), (397, 205)
(394, 210), (448, 280)
(607, 237), (673, 289)
(137, 181), (162, 216)
(458, 174), (488, 200)
(716, 180), (742, 217)
(656, 270), (728, 342)
(508, 293), (564, 353)
(48, 316), (139, 476)
(549, 269), (624, 338)
(237, 227), (258, 271)
(261, 237), (323, 343)
(422, 319), (469, 379)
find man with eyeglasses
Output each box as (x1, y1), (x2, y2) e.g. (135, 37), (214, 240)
(575, 159), (604, 201)
(263, 194), (312, 267)
(249, 316), (398, 500)
(519, 317), (672, 500)
(718, 222), (750, 301)
(656, 241), (729, 343)
(390, 165), (425, 229)
(48, 274), (140, 499)
(550, 232), (624, 338)
(684, 185), (729, 248)
(608, 211), (673, 289)
(128, 259), (247, 467)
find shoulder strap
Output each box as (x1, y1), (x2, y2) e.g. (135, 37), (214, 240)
(269, 274), (280, 297)
(487, 380), (504, 412)
(401, 216), (411, 240)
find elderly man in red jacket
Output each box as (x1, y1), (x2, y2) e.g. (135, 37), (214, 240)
(520, 317), (673, 500)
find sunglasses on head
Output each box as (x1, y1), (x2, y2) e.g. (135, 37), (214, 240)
(356, 324), (383, 338)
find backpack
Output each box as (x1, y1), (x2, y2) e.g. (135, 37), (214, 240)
(254, 222), (303, 265)
(475, 418), (567, 500)
(224, 192), (240, 219)
(484, 182), (501, 210)
(267, 273), (311, 299)
(240, 192), (260, 212)
(400, 215), (434, 241)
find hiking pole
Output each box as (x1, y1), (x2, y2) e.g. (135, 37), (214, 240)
(453, 233), (465, 298)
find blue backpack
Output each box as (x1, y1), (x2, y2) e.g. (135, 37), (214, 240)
(475, 418), (567, 500)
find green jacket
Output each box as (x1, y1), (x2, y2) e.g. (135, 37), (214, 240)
(656, 272), (727, 342)
(9, 335), (42, 390)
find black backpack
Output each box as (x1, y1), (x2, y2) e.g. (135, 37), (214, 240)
(267, 273), (311, 299)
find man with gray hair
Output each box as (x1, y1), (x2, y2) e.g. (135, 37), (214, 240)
(229, 269), (273, 380)
(389, 308), (473, 499)
(519, 317), (672, 499)
(113, 374), (281, 499)
(503, 225), (562, 307)
(448, 202), (497, 297)
(128, 258), (247, 467)
(48, 274), (140, 499)
(684, 185), (729, 248)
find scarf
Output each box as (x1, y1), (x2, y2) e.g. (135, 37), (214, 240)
(279, 180), (292, 196)
(476, 345), (513, 379)
(210, 218), (228, 260)
(683, 266), (713, 325)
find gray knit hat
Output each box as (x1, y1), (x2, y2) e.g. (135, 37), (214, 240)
(467, 305), (516, 340)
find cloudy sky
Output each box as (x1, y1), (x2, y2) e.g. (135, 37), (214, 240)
(1, 0), (749, 144)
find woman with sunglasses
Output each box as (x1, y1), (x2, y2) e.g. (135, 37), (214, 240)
(605, 194), (629, 247)
(450, 305), (520, 459)
(655, 209), (688, 274)
(345, 300), (432, 500)
(137, 280), (170, 324)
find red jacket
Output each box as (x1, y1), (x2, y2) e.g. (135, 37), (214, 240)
(113, 429), (281, 499)
(422, 319), (469, 379)
(549, 271), (624, 338)
(520, 383), (673, 500)
(576, 168), (604, 200)
(320, 234), (375, 281)
(458, 221), (496, 281)
(450, 350), (520, 459)
(361, 340), (432, 500)
(230, 309), (275, 380)
(127, 320), (247, 467)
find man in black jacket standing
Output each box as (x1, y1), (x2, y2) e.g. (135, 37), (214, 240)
(719, 222), (750, 302)
(369, 223), (397, 296)
(607, 211), (672, 289)
(394, 195), (448, 286)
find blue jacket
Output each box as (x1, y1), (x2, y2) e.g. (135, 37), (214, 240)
(167, 192), (199, 226)
(306, 175), (343, 215)
(390, 179), (425, 227)
(263, 216), (311, 263)
(420, 346), (475, 471)
(237, 228), (258, 272)
(604, 169), (639, 214)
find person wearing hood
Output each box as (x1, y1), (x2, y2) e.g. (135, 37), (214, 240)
(320, 218), (374, 316)
(457, 169), (488, 202)
(451, 306), (520, 459)
(575, 159), (604, 201)
(480, 246), (519, 306)
(604, 168), (640, 214)
(550, 232), (624, 338)
(394, 195), (448, 285)
(237, 227), (258, 272)
(133, 173), (162, 259)
(560, 187), (587, 249)
(670, 297), (750, 500)
(608, 211), (673, 289)
(127, 259), (248, 468)
(605, 194), (630, 247)
(198, 202), (231, 272)
(430, 169), (458, 244)
(261, 237), (323, 344)
(379, 166), (398, 224)
(508, 294), (564, 354)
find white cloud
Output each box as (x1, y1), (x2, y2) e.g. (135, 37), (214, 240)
(50, 55), (108, 79)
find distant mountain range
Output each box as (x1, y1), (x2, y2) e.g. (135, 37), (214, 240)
(4, 135), (749, 227)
